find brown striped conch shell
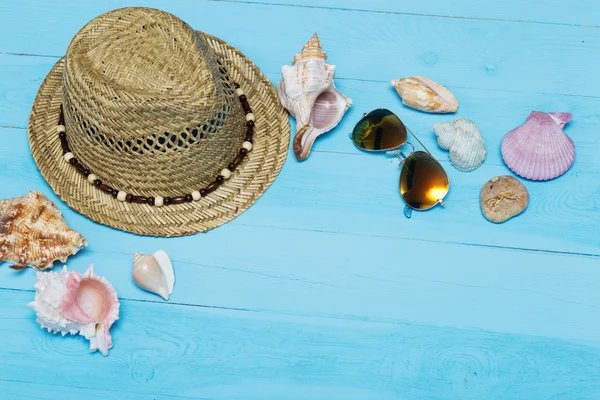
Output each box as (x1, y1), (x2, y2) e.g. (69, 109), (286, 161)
(28, 265), (120, 356)
(277, 33), (352, 161)
(132, 250), (175, 300)
(0, 191), (87, 270)
(391, 76), (458, 113)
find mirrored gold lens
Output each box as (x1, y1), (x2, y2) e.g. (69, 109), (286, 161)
(352, 109), (407, 150)
(400, 151), (449, 210)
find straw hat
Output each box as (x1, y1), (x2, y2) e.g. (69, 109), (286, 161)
(28, 7), (290, 237)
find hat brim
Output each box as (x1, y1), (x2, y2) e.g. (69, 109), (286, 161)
(28, 32), (290, 237)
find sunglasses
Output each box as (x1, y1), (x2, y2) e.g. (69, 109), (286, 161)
(349, 108), (450, 218)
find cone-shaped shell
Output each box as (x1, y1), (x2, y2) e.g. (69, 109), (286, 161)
(391, 76), (458, 113)
(433, 118), (486, 172)
(277, 33), (352, 161)
(0, 191), (87, 270)
(501, 111), (575, 181)
(132, 250), (175, 300)
(28, 265), (120, 356)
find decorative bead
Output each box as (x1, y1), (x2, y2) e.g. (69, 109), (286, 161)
(59, 131), (66, 139)
(185, 194), (193, 202)
(164, 197), (173, 206)
(171, 196), (187, 205)
(135, 196), (149, 204)
(63, 152), (74, 163)
(239, 95), (247, 102)
(76, 164), (89, 175)
(216, 176), (225, 183)
(245, 113), (255, 122)
(125, 194), (133, 203)
(221, 168), (232, 180)
(205, 181), (221, 194)
(57, 125), (66, 133)
(246, 120), (255, 128)
(200, 189), (207, 197)
(87, 174), (98, 184)
(111, 191), (118, 199)
(233, 152), (246, 166)
(154, 196), (164, 207)
(117, 191), (127, 202)
(235, 88), (245, 97)
(93, 179), (102, 186)
(242, 141), (253, 152)
(69, 157), (78, 165)
(228, 162), (237, 172)
(147, 197), (155, 206)
(234, 83), (240, 89)
(98, 184), (113, 195)
(191, 191), (201, 201)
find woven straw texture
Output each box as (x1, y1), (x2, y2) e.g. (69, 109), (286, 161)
(28, 8), (290, 237)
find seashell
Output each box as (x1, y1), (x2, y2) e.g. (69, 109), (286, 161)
(132, 250), (175, 301)
(28, 265), (120, 356)
(277, 33), (352, 161)
(391, 76), (458, 113)
(0, 191), (87, 270)
(501, 111), (575, 181)
(480, 176), (529, 223)
(433, 118), (486, 172)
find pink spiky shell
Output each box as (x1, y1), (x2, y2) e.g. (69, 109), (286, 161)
(28, 265), (120, 356)
(501, 111), (575, 181)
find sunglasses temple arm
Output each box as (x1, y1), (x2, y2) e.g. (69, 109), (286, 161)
(405, 126), (433, 156)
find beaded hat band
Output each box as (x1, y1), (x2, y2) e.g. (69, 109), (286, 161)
(28, 7), (290, 237)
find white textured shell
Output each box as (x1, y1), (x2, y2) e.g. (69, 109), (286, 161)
(277, 33), (352, 161)
(433, 118), (486, 172)
(391, 76), (458, 113)
(132, 250), (175, 301)
(28, 265), (120, 356)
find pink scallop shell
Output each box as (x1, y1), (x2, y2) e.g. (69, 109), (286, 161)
(501, 111), (575, 181)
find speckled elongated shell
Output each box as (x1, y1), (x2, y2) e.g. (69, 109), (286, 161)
(28, 265), (120, 356)
(480, 176), (529, 223)
(433, 118), (486, 171)
(391, 76), (458, 113)
(501, 111), (575, 181)
(0, 191), (87, 270)
(277, 33), (352, 161)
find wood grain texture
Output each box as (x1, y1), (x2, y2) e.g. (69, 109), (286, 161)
(2, 289), (600, 400)
(1, 0), (600, 398)
(0, 0), (599, 97)
(2, 124), (599, 256)
(203, 0), (600, 26)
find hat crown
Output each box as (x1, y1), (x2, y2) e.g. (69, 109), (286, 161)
(61, 7), (245, 196)
(81, 10), (214, 96)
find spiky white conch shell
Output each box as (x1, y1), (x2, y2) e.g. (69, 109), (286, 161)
(276, 33), (352, 161)
(28, 265), (120, 356)
(433, 118), (486, 172)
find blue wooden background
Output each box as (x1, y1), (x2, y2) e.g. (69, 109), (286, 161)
(1, 0), (599, 399)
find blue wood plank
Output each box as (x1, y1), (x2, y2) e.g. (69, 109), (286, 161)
(2, 126), (599, 257)
(1, 0), (600, 398)
(3, 54), (599, 167)
(1, 289), (600, 400)
(211, 0), (600, 26)
(0, 0), (599, 97)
